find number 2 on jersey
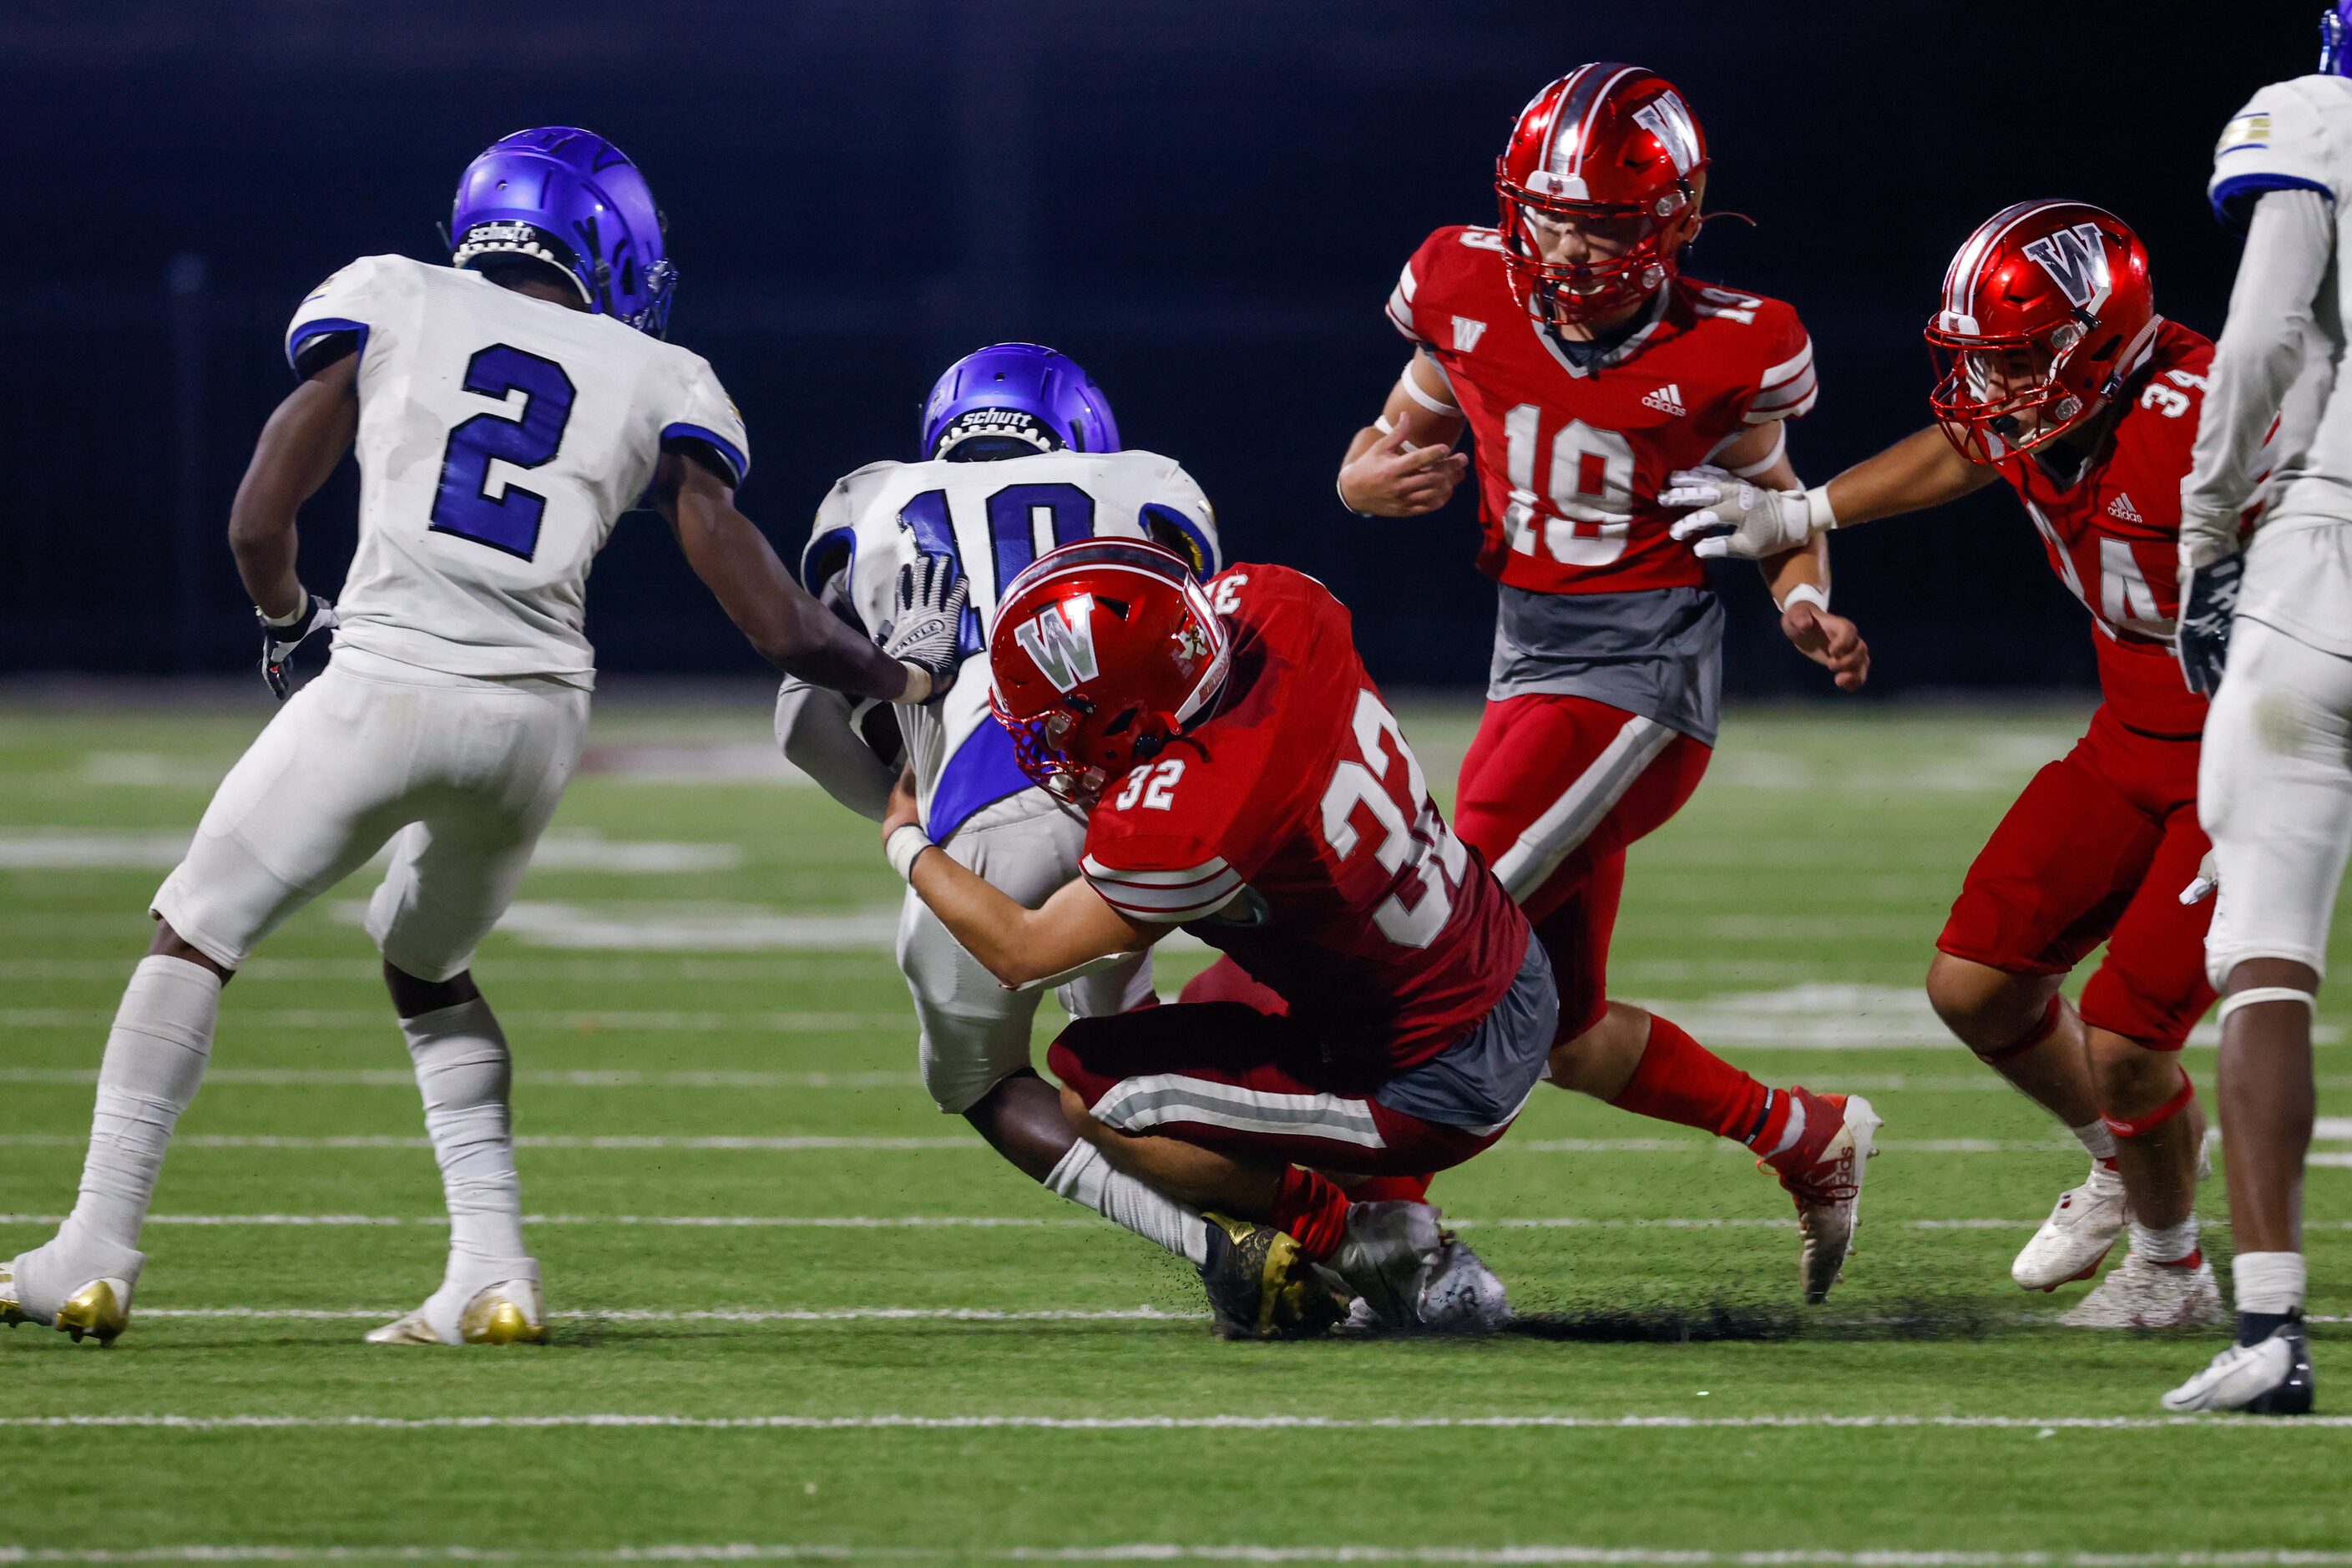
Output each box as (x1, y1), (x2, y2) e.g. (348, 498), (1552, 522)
(1318, 690), (1471, 948)
(429, 344), (577, 561)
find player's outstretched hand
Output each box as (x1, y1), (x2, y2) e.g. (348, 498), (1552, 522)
(2176, 552), (2243, 698)
(258, 591), (340, 701)
(883, 552), (969, 703)
(1338, 419), (1469, 517)
(1782, 601), (1869, 692)
(1664, 467), (1822, 560)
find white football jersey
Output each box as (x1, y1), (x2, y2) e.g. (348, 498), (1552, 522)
(288, 255), (750, 685)
(2203, 76), (2352, 535)
(802, 449), (1219, 839)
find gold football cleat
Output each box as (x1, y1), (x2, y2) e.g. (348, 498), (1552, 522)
(367, 1281), (547, 1347)
(55, 1279), (131, 1345)
(0, 1262), (24, 1328)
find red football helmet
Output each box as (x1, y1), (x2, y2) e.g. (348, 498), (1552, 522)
(1495, 63), (1709, 327)
(1925, 200), (2157, 463)
(988, 539), (1232, 803)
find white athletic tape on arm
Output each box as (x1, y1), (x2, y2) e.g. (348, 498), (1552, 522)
(1724, 425), (1786, 479)
(1777, 583), (1830, 615)
(886, 824), (933, 883)
(2217, 986), (2317, 1023)
(1806, 485), (1839, 534)
(1400, 372), (1460, 417)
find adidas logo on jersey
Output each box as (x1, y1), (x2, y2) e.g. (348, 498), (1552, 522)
(2107, 493), (2144, 524)
(1641, 383), (1687, 417)
(1451, 316), (1487, 352)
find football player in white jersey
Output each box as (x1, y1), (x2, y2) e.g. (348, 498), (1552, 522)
(2160, 13), (2352, 1413)
(0, 128), (966, 1349)
(776, 342), (1232, 1277)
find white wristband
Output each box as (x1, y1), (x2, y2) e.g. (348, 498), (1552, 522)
(260, 589), (311, 630)
(1805, 486), (1839, 534)
(1778, 583), (1831, 615)
(897, 662), (932, 706)
(1337, 471), (1373, 518)
(886, 823), (933, 883)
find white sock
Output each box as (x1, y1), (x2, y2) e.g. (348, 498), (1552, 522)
(68, 955), (223, 1249)
(2127, 1215), (2198, 1265)
(2070, 1120), (2123, 1191)
(402, 999), (531, 1293)
(2233, 1251), (2308, 1318)
(1046, 1141), (1210, 1266)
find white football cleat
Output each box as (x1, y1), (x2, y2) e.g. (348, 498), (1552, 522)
(1324, 1201), (1444, 1332)
(2057, 1251), (2224, 1328)
(2162, 1321), (2315, 1414)
(2012, 1170), (2127, 1292)
(367, 1279), (547, 1346)
(1761, 1090), (1881, 1303)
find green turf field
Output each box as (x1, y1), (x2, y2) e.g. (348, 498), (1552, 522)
(3, 690), (2349, 1564)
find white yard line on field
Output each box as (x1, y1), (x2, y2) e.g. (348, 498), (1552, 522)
(0, 828), (741, 873)
(12, 1213), (2352, 1233)
(15, 1552), (2352, 1567)
(0, 1068), (923, 1090)
(12, 1413), (2352, 1432)
(1, 1009), (901, 1033)
(134, 1306), (1203, 1323)
(0, 1135), (978, 1151)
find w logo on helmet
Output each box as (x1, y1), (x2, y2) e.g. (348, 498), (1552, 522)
(2022, 223), (2112, 313)
(1014, 594), (1100, 694)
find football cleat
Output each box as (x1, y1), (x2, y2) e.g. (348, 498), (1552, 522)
(366, 1279), (548, 1347)
(1325, 1201), (1446, 1332)
(2162, 1319), (2316, 1414)
(1197, 1213), (1346, 1342)
(1763, 1090), (1882, 1303)
(2012, 1169), (2128, 1292)
(3, 1230), (144, 1345)
(2057, 1250), (2225, 1328)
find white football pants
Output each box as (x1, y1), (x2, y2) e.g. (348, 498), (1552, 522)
(898, 792), (1154, 1114)
(2200, 529), (2352, 987)
(153, 647), (589, 980)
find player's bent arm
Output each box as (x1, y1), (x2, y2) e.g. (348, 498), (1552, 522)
(2182, 187), (2335, 563)
(1336, 353), (1470, 517)
(227, 350), (361, 620)
(774, 679), (898, 822)
(654, 451), (918, 703)
(905, 843), (1161, 989)
(1707, 424), (1874, 695)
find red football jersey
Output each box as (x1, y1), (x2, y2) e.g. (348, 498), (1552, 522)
(1991, 320), (2245, 737)
(1388, 225), (1818, 595)
(1080, 564), (1530, 1073)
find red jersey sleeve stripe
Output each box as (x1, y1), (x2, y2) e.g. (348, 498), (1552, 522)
(1386, 262), (1427, 344)
(1084, 861), (1243, 923)
(1081, 854), (1233, 888)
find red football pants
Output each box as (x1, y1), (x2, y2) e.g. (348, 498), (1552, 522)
(1453, 693), (1712, 1040)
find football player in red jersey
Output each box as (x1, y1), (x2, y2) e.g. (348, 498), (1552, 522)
(1666, 200), (2251, 1328)
(880, 539), (1555, 1338)
(1313, 63), (1881, 1301)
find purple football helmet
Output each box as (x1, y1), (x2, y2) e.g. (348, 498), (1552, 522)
(920, 343), (1120, 460)
(2325, 3), (2352, 73)
(450, 127), (677, 336)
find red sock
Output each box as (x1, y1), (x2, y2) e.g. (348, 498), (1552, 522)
(1611, 1013), (1778, 1148)
(1349, 1173), (1433, 1204)
(1270, 1166), (1351, 1262)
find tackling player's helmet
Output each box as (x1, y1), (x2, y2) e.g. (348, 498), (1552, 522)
(450, 127), (678, 336)
(2324, 2), (2352, 73)
(1495, 64), (1709, 327)
(1925, 200), (2157, 464)
(988, 539), (1230, 803)
(922, 343), (1121, 461)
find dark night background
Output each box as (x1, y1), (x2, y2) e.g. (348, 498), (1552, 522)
(0, 1), (2305, 696)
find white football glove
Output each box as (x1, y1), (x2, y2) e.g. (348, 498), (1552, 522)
(881, 552), (970, 704)
(1662, 466), (1834, 559)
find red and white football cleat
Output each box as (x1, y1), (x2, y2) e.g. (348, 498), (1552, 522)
(2011, 1168), (2127, 1292)
(1760, 1090), (1882, 1303)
